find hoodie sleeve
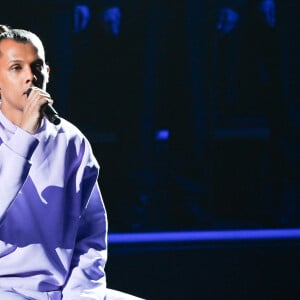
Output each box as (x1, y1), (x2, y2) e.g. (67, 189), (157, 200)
(0, 127), (39, 223)
(62, 138), (108, 300)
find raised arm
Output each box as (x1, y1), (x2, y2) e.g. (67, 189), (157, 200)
(0, 127), (39, 223)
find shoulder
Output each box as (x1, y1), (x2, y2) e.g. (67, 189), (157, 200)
(46, 118), (99, 167)
(44, 117), (92, 149)
(59, 118), (85, 138)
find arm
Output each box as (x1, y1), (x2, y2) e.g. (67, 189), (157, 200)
(0, 128), (39, 223)
(0, 88), (50, 223)
(62, 141), (108, 299)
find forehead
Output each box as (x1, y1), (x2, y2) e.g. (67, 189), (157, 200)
(0, 39), (45, 61)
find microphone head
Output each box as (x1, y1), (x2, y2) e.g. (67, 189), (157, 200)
(48, 114), (61, 125)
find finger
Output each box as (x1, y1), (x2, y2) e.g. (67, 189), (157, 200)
(27, 87), (51, 100)
(46, 98), (54, 106)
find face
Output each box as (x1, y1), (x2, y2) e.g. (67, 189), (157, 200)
(0, 39), (49, 114)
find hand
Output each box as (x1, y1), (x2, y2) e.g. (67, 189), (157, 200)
(99, 6), (122, 37)
(217, 7), (240, 34)
(73, 4), (91, 33)
(20, 87), (53, 134)
(258, 0), (276, 28)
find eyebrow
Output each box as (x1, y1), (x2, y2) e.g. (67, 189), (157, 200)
(8, 58), (44, 65)
(9, 59), (23, 64)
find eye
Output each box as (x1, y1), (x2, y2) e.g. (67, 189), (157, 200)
(31, 58), (45, 73)
(10, 64), (22, 71)
(33, 63), (43, 71)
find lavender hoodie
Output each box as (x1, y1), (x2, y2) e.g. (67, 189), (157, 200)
(0, 110), (108, 299)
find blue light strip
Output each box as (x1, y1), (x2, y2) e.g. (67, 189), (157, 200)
(108, 229), (300, 244)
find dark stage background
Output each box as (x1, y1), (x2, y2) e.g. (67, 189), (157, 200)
(1, 0), (300, 232)
(2, 1), (300, 299)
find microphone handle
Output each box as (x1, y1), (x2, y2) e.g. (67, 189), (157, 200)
(42, 103), (61, 125)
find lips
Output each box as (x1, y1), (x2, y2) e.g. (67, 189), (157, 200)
(24, 88), (32, 96)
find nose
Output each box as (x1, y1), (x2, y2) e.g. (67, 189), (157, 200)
(25, 66), (37, 84)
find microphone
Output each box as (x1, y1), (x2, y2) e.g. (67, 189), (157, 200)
(42, 103), (61, 125)
(26, 88), (61, 125)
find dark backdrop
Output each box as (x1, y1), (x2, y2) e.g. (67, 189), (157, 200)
(1, 0), (300, 232)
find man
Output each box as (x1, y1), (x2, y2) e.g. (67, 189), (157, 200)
(0, 25), (143, 299)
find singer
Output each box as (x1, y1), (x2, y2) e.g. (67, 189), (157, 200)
(0, 25), (142, 300)
(0, 23), (107, 299)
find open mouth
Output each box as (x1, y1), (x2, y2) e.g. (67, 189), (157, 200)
(24, 88), (32, 97)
